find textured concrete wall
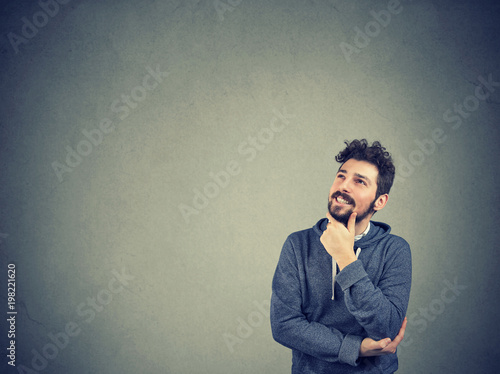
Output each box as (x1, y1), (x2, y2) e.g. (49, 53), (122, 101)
(1, 0), (499, 373)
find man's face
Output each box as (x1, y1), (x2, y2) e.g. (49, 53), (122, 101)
(328, 158), (382, 226)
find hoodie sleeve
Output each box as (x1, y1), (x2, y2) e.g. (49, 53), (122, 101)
(270, 236), (362, 366)
(335, 237), (412, 340)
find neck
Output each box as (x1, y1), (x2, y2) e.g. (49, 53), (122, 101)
(354, 217), (371, 236)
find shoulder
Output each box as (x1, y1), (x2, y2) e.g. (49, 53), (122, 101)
(369, 221), (410, 252)
(286, 218), (324, 242)
(382, 233), (412, 266)
(288, 226), (316, 239)
(284, 227), (316, 251)
(386, 234), (410, 249)
(280, 222), (324, 259)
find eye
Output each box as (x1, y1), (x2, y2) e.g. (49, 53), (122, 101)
(337, 174), (345, 179)
(356, 179), (366, 185)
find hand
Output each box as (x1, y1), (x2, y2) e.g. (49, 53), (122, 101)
(320, 212), (357, 270)
(359, 317), (407, 357)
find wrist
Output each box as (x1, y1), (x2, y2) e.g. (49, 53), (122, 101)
(337, 254), (357, 271)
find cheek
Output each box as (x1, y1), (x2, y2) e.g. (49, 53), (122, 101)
(330, 180), (341, 192)
(357, 193), (376, 207)
(328, 185), (336, 196)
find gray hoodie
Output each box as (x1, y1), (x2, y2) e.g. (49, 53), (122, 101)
(271, 218), (412, 373)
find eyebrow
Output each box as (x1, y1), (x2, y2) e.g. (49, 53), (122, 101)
(337, 169), (372, 185)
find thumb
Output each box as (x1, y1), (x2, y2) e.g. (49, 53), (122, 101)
(348, 212), (357, 233)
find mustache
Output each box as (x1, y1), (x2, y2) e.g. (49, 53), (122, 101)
(331, 191), (355, 206)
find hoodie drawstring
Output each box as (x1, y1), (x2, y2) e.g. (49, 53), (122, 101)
(331, 247), (361, 300)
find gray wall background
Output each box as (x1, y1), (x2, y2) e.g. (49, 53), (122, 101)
(1, 0), (499, 373)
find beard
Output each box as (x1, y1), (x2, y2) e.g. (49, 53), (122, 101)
(328, 191), (376, 227)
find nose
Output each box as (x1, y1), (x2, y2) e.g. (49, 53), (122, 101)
(339, 177), (352, 193)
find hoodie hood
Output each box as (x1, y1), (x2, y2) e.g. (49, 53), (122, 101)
(312, 218), (392, 299)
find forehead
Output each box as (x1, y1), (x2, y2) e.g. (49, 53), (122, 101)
(338, 159), (379, 180)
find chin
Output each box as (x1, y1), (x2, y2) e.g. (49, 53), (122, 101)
(328, 209), (351, 226)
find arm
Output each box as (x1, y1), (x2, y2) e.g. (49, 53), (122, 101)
(270, 236), (362, 366)
(335, 240), (411, 340)
(321, 213), (412, 340)
(360, 317), (407, 357)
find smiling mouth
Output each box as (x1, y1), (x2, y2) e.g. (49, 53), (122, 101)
(331, 192), (355, 206)
(336, 196), (351, 205)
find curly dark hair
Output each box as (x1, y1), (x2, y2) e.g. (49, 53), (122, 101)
(335, 139), (395, 198)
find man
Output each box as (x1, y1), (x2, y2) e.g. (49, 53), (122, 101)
(271, 139), (412, 373)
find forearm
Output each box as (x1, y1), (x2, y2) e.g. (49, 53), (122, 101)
(270, 237), (363, 364)
(336, 260), (411, 340)
(271, 292), (362, 366)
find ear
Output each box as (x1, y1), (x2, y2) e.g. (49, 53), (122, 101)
(373, 194), (389, 212)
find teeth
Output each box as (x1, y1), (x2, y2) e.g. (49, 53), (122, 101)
(337, 196), (350, 204)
